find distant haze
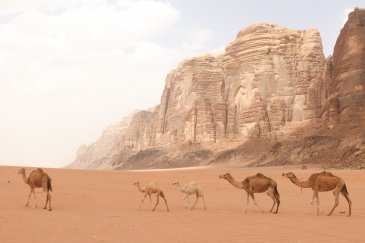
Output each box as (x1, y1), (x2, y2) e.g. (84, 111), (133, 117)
(0, 0), (363, 168)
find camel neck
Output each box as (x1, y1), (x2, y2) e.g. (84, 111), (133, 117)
(226, 177), (244, 189)
(289, 176), (311, 188)
(136, 184), (145, 193)
(21, 172), (28, 185)
(174, 184), (184, 192)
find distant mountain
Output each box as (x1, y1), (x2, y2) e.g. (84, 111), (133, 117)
(69, 8), (365, 170)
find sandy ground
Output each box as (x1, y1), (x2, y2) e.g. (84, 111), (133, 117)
(0, 165), (364, 243)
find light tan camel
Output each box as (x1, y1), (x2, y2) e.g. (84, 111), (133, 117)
(219, 173), (280, 213)
(282, 172), (352, 216)
(133, 181), (169, 212)
(18, 168), (52, 211)
(172, 181), (206, 210)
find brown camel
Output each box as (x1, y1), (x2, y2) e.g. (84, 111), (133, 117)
(282, 172), (352, 216)
(219, 173), (280, 213)
(133, 181), (169, 212)
(18, 168), (52, 211)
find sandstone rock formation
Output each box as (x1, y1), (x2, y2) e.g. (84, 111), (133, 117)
(69, 114), (133, 169)
(327, 8), (365, 125)
(70, 8), (365, 169)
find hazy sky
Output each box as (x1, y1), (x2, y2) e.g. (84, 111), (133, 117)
(0, 0), (363, 168)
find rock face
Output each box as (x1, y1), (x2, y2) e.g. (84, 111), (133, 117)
(141, 24), (325, 145)
(70, 8), (365, 169)
(327, 8), (365, 125)
(68, 114), (133, 169)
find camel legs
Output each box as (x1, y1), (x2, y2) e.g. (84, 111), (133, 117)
(154, 192), (169, 212)
(182, 194), (189, 209)
(250, 193), (263, 212)
(152, 194), (160, 211)
(328, 188), (341, 216)
(25, 189), (33, 207)
(48, 193), (52, 211)
(266, 188), (276, 213)
(310, 193), (315, 205)
(26, 188), (37, 208)
(244, 192), (262, 213)
(201, 194), (206, 210)
(152, 193), (169, 212)
(244, 192), (249, 213)
(313, 191), (320, 216)
(190, 193), (199, 210)
(341, 191), (352, 217)
(44, 192), (52, 211)
(33, 189), (37, 208)
(44, 194), (48, 209)
(162, 194), (170, 212)
(182, 194), (190, 209)
(139, 194), (148, 210)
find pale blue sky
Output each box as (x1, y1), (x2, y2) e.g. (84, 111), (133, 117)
(0, 1), (363, 167)
(164, 0), (362, 56)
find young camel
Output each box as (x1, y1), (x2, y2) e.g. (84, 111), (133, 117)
(219, 173), (280, 213)
(172, 181), (206, 210)
(133, 181), (169, 212)
(18, 168), (52, 211)
(282, 172), (352, 216)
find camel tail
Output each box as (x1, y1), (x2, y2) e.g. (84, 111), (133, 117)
(341, 184), (349, 195)
(160, 191), (166, 199)
(48, 178), (53, 192)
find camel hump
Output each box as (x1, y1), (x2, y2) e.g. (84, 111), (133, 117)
(255, 173), (268, 179)
(320, 171), (335, 177)
(36, 168), (44, 173)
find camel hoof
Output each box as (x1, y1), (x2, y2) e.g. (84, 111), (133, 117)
(43, 207), (47, 210)
(48, 209), (52, 211)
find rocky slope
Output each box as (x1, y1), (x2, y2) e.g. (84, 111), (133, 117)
(70, 8), (365, 169)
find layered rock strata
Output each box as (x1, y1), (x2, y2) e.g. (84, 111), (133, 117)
(70, 8), (365, 169)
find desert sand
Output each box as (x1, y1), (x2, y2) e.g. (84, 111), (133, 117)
(0, 165), (364, 243)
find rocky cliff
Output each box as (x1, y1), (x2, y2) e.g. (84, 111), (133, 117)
(70, 8), (365, 169)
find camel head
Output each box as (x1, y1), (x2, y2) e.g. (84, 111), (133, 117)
(172, 181), (180, 186)
(133, 181), (140, 186)
(281, 172), (297, 179)
(18, 168), (26, 175)
(219, 173), (232, 180)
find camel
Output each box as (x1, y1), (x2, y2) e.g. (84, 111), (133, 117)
(219, 173), (280, 213)
(18, 168), (52, 211)
(282, 172), (352, 216)
(172, 181), (206, 210)
(133, 181), (169, 212)
(283, 171), (335, 204)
